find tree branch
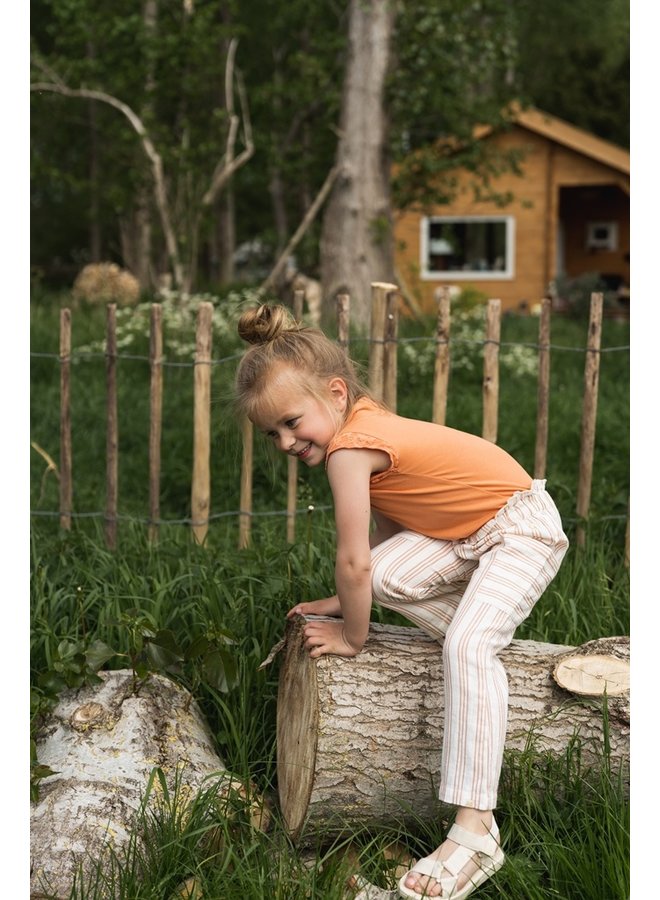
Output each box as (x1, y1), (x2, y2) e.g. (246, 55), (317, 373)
(31, 79), (184, 289)
(258, 164), (341, 297)
(31, 39), (255, 294)
(201, 47), (254, 207)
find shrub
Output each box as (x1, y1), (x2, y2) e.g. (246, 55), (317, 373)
(72, 262), (141, 308)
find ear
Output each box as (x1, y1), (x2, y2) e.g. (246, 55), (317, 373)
(327, 377), (348, 413)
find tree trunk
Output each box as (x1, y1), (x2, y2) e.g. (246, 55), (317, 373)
(212, 20), (237, 288)
(276, 617), (629, 842)
(30, 670), (227, 899)
(215, 182), (236, 285)
(269, 163), (289, 261)
(87, 41), (102, 263)
(119, 187), (153, 290)
(88, 99), (102, 262)
(319, 0), (396, 332)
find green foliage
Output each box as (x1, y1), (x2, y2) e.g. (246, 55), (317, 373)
(30, 0), (629, 288)
(554, 272), (621, 319)
(513, 0), (629, 147)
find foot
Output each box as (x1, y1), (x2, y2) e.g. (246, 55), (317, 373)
(398, 812), (504, 899)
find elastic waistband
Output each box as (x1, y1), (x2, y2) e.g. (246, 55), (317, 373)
(531, 479), (547, 492)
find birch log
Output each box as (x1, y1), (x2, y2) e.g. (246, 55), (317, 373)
(30, 670), (228, 899)
(276, 617), (629, 841)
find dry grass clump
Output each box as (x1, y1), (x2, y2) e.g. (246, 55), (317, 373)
(72, 262), (141, 307)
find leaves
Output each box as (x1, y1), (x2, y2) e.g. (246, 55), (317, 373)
(85, 638), (117, 671)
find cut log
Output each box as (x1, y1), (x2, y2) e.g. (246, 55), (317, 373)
(30, 670), (235, 899)
(276, 617), (630, 841)
(552, 635), (630, 696)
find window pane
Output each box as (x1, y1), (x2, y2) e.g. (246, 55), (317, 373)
(428, 219), (507, 273)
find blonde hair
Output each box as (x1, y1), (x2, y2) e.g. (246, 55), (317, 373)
(235, 303), (371, 419)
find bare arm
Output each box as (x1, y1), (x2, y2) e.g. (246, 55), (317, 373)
(288, 509), (402, 622)
(286, 595), (342, 619)
(301, 448), (385, 658)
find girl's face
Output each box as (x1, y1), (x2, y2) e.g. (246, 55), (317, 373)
(251, 367), (348, 467)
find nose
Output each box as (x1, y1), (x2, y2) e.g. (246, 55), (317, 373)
(278, 430), (296, 453)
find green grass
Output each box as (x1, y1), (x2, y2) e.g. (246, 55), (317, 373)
(30, 521), (628, 899)
(30, 295), (629, 899)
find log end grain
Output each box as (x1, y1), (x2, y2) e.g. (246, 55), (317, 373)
(553, 636), (630, 697)
(276, 616), (319, 837)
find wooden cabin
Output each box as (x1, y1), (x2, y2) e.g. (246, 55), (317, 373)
(393, 107), (630, 314)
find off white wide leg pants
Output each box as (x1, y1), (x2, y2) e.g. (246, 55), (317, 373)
(370, 480), (568, 810)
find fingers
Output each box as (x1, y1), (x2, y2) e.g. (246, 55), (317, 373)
(286, 604), (304, 619)
(303, 622), (342, 658)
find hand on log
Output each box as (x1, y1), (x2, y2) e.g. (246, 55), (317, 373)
(286, 595), (342, 619)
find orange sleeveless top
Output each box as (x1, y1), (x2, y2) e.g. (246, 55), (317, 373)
(326, 398), (532, 540)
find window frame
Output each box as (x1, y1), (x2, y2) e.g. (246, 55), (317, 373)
(420, 215), (516, 281)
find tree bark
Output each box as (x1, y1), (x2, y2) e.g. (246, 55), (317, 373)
(119, 188), (153, 290)
(30, 670), (227, 900)
(87, 40), (102, 264)
(276, 617), (629, 842)
(215, 183), (236, 285)
(319, 0), (396, 332)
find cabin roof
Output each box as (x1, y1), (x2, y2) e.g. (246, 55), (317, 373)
(484, 106), (630, 175)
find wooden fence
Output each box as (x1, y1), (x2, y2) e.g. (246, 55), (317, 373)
(50, 283), (624, 554)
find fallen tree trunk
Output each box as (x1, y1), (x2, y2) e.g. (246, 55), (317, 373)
(276, 617), (629, 841)
(30, 670), (230, 899)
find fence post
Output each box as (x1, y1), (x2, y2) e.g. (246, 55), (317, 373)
(482, 298), (501, 443)
(148, 304), (163, 543)
(286, 290), (305, 543)
(105, 304), (118, 550)
(59, 308), (72, 531)
(239, 415), (253, 549)
(576, 292), (604, 547)
(369, 282), (397, 402)
(191, 302), (213, 545)
(383, 290), (399, 412)
(432, 288), (451, 426)
(534, 297), (552, 479)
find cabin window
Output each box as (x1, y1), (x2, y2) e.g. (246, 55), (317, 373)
(586, 221), (618, 251)
(421, 216), (515, 280)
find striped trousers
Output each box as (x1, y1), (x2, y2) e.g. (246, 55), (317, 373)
(370, 480), (568, 810)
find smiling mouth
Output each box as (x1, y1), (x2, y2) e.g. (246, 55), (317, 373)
(295, 443), (312, 459)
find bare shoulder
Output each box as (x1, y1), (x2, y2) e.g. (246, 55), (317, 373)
(326, 446), (390, 477)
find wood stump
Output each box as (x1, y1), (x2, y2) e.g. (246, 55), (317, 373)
(30, 670), (228, 899)
(276, 617), (629, 841)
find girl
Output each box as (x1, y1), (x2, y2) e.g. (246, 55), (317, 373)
(235, 303), (568, 900)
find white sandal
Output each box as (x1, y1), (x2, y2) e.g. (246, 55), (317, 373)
(397, 820), (505, 899)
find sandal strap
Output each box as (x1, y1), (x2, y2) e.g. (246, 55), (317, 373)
(447, 822), (499, 857)
(403, 821), (502, 898)
(405, 855), (459, 898)
(407, 853), (446, 882)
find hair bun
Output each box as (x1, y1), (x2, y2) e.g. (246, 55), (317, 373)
(237, 304), (295, 346)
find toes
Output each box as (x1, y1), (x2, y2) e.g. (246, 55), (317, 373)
(404, 874), (441, 897)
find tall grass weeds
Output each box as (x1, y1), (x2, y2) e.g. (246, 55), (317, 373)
(30, 292), (629, 898)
